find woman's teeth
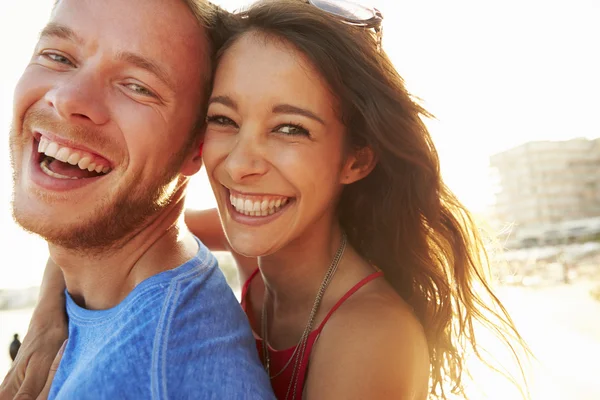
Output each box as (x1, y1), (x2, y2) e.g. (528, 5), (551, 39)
(230, 193), (290, 217)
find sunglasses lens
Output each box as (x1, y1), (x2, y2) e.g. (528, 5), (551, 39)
(310, 0), (376, 22)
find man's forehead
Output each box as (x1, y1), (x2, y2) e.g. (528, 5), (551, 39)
(49, 0), (204, 43)
(48, 0), (209, 88)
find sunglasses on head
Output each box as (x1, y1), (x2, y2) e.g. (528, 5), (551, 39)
(306, 0), (383, 49)
(231, 0), (384, 50)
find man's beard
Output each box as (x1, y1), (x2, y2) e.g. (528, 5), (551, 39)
(10, 115), (193, 255)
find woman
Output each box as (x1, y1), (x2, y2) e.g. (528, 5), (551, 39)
(6, 1), (529, 399)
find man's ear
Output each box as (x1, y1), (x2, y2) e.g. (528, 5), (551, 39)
(340, 146), (377, 185)
(180, 135), (204, 177)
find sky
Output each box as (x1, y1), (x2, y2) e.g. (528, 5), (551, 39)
(0, 0), (598, 289)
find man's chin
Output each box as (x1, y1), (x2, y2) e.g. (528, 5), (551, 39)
(11, 191), (127, 253)
(10, 162), (185, 254)
(12, 205), (95, 251)
(12, 190), (168, 254)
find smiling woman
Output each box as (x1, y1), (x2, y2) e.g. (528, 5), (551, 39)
(196, 1), (531, 399)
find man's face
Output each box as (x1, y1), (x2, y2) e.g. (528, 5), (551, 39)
(10, 0), (208, 251)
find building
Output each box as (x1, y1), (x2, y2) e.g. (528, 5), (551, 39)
(490, 138), (600, 247)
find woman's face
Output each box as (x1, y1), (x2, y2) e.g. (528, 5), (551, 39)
(203, 32), (363, 257)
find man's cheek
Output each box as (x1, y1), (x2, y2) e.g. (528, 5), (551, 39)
(13, 73), (47, 124)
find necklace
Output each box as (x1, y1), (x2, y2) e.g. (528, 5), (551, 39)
(260, 232), (347, 400)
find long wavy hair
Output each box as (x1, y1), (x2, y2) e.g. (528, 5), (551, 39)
(211, 1), (530, 398)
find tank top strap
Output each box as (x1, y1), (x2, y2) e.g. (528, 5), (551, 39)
(315, 271), (384, 333)
(240, 268), (261, 306)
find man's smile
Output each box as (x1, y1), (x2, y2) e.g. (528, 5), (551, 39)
(32, 131), (113, 181)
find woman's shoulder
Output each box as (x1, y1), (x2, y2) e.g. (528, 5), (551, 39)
(327, 281), (427, 350)
(306, 281), (430, 399)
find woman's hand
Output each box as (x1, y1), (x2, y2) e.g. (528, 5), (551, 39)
(0, 260), (68, 400)
(0, 309), (67, 400)
(36, 339), (67, 400)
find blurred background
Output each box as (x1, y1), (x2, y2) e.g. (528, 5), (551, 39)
(1, 0), (599, 398)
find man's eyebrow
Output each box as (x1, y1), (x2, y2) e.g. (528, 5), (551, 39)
(208, 95), (238, 110)
(39, 22), (82, 44)
(116, 51), (174, 90)
(273, 104), (325, 125)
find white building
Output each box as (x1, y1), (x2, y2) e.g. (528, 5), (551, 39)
(490, 138), (600, 247)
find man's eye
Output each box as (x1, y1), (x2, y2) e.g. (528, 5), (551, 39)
(42, 52), (74, 66)
(125, 83), (156, 98)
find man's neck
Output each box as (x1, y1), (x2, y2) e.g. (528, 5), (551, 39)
(49, 205), (199, 310)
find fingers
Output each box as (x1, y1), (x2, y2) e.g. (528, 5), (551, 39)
(0, 357), (26, 400)
(13, 357), (54, 400)
(35, 340), (67, 400)
(5, 373), (37, 400)
(1, 302), (68, 400)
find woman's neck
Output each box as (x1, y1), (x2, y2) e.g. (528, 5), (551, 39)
(257, 224), (345, 313)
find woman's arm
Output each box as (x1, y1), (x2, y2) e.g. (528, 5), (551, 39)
(185, 208), (258, 283)
(0, 259), (68, 400)
(185, 208), (229, 251)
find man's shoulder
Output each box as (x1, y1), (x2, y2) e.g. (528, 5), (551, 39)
(152, 244), (275, 399)
(163, 256), (246, 337)
(152, 239), (248, 339)
(96, 241), (240, 333)
(166, 245), (239, 315)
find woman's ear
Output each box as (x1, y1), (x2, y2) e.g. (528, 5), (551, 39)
(340, 146), (377, 184)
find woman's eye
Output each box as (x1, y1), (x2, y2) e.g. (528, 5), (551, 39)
(276, 124), (309, 137)
(206, 115), (237, 127)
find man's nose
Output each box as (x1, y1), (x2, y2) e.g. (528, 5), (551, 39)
(44, 71), (110, 126)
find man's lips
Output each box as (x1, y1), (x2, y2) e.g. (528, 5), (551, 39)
(37, 136), (111, 175)
(34, 130), (113, 173)
(27, 137), (108, 192)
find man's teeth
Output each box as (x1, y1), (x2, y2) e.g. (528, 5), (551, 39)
(40, 158), (77, 180)
(38, 137), (111, 174)
(230, 193), (290, 217)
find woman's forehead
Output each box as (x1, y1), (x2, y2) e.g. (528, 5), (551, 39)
(214, 32), (340, 116)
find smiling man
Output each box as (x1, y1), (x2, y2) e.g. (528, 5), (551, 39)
(8, 0), (272, 398)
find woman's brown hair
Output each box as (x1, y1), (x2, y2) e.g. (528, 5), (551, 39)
(214, 1), (530, 398)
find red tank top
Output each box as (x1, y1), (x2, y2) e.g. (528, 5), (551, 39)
(240, 269), (384, 400)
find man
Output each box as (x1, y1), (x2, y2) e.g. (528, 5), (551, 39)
(4, 0), (272, 398)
